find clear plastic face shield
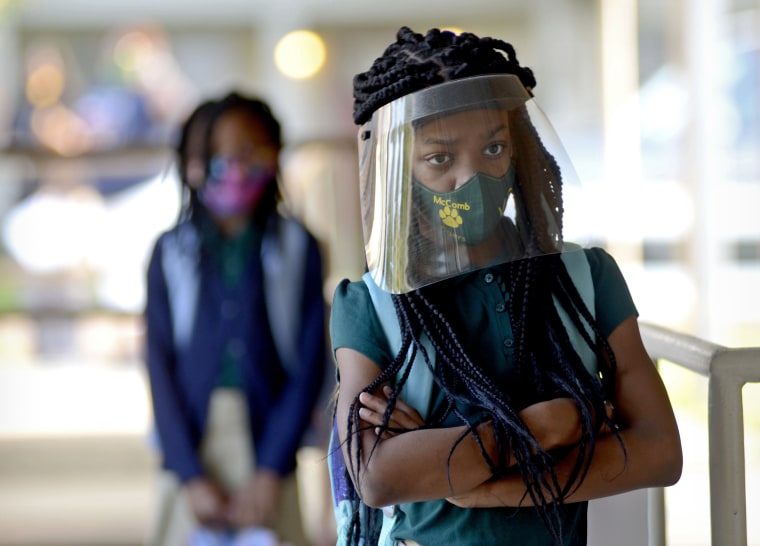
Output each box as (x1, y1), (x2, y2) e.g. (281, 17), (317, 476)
(358, 74), (589, 293)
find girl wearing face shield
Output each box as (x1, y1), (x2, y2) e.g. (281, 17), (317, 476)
(329, 27), (682, 546)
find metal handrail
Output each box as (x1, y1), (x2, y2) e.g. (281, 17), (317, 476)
(639, 322), (760, 546)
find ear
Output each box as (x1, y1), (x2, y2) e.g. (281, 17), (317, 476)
(185, 158), (206, 189)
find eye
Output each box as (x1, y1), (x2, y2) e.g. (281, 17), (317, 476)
(246, 164), (269, 179)
(484, 142), (506, 157)
(425, 153), (452, 167)
(209, 156), (229, 179)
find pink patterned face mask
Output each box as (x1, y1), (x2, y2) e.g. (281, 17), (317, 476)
(198, 155), (275, 218)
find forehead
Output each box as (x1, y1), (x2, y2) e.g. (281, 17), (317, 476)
(211, 109), (272, 147)
(414, 108), (510, 142)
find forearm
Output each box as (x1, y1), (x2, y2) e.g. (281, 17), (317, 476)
(450, 316), (685, 509)
(257, 371), (319, 472)
(348, 420), (498, 507)
(146, 355), (201, 479)
(259, 307), (326, 471)
(449, 415), (682, 508)
(335, 348), (498, 507)
(344, 379), (583, 507)
(560, 417), (681, 503)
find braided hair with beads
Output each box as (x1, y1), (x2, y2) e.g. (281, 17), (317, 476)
(341, 27), (624, 545)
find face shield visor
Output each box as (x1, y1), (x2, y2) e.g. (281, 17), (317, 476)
(358, 74), (588, 294)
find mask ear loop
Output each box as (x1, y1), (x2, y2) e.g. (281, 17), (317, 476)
(501, 161), (516, 217)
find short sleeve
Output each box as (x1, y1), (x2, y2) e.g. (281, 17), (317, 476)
(329, 279), (393, 372)
(586, 247), (639, 338)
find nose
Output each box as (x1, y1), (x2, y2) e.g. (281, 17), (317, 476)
(209, 156), (248, 184)
(452, 157), (480, 189)
(226, 160), (253, 183)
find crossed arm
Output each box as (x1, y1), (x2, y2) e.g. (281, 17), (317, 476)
(334, 315), (683, 509)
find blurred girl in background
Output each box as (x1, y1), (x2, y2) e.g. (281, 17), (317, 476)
(146, 92), (327, 546)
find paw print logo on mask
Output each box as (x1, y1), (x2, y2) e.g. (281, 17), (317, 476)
(438, 205), (464, 229)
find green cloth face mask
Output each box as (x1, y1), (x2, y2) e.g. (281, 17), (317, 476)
(413, 166), (515, 246)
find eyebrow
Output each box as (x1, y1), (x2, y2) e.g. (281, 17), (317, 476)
(421, 123), (508, 146)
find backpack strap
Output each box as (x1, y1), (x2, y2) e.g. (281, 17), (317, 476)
(362, 272), (442, 545)
(261, 215), (308, 375)
(362, 272), (436, 420)
(160, 222), (201, 350)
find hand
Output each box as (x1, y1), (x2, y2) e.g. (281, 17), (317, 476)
(225, 469), (281, 528)
(185, 476), (229, 527)
(358, 385), (425, 439)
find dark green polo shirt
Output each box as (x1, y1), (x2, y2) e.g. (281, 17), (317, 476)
(201, 216), (261, 388)
(330, 247), (637, 545)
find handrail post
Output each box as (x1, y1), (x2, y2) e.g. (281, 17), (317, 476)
(708, 350), (748, 546)
(648, 356), (666, 546)
(648, 486), (666, 546)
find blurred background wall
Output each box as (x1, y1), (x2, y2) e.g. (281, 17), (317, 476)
(0, 0), (758, 545)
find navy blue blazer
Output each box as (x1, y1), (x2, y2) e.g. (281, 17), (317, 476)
(144, 212), (327, 482)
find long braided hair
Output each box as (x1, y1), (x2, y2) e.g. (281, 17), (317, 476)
(341, 27), (623, 545)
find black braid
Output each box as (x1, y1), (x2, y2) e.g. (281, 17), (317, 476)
(353, 27), (536, 125)
(341, 26), (624, 546)
(508, 105), (564, 254)
(174, 99), (217, 224)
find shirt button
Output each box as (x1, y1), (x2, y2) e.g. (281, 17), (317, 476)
(495, 303), (506, 312)
(484, 273), (494, 284)
(228, 338), (247, 358)
(503, 338), (514, 348)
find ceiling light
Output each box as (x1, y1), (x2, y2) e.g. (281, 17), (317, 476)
(274, 30), (326, 80)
